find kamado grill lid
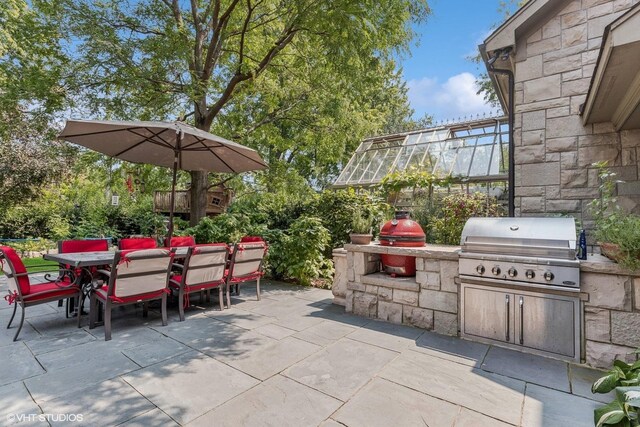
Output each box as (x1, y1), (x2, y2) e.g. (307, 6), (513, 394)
(460, 217), (577, 260)
(379, 211), (426, 243)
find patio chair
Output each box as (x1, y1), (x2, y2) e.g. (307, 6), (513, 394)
(57, 239), (110, 314)
(163, 236), (196, 247)
(226, 241), (268, 307)
(169, 243), (229, 320)
(89, 248), (174, 341)
(1, 246), (81, 341)
(118, 237), (158, 250)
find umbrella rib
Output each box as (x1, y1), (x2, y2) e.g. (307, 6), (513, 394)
(184, 137), (267, 170)
(111, 128), (171, 157)
(199, 141), (236, 173)
(182, 137), (214, 150)
(60, 127), (145, 138)
(127, 128), (175, 150)
(211, 143), (268, 168)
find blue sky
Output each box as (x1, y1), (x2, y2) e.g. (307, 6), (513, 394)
(401, 0), (518, 122)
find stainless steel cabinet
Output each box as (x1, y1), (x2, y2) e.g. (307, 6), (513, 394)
(461, 283), (581, 362)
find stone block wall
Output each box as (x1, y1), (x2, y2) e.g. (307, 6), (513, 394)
(335, 245), (639, 369)
(513, 0), (640, 235)
(581, 259), (640, 368)
(342, 245), (460, 336)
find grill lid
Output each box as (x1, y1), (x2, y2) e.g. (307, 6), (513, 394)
(460, 217), (577, 260)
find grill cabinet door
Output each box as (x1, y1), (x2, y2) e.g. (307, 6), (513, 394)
(462, 285), (514, 343)
(515, 293), (577, 358)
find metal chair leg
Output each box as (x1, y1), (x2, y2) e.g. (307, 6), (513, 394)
(7, 302), (17, 329)
(161, 294), (168, 326)
(226, 283), (231, 308)
(12, 304), (25, 342)
(256, 277), (261, 301)
(218, 287), (224, 311)
(178, 288), (185, 322)
(104, 300), (112, 341)
(89, 294), (97, 329)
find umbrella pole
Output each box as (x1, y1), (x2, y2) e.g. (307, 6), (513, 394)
(167, 129), (182, 243)
(167, 152), (178, 242)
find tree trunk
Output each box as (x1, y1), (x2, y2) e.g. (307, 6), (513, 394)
(190, 170), (209, 226)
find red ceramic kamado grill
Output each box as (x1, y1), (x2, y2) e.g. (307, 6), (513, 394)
(379, 211), (426, 276)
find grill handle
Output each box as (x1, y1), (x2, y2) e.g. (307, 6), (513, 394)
(505, 294), (510, 342)
(519, 296), (524, 345)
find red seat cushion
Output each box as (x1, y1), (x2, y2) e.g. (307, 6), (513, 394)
(119, 238), (157, 250)
(0, 246), (31, 296)
(165, 236), (196, 247)
(240, 236), (264, 243)
(24, 281), (79, 302)
(94, 286), (167, 304)
(229, 272), (264, 283)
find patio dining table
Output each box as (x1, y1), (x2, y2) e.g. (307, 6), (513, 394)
(42, 247), (190, 322)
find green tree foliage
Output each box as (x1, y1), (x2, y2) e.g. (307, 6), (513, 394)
(0, 0), (71, 207)
(49, 0), (430, 221)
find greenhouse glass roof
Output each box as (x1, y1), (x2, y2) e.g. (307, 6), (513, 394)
(333, 117), (509, 188)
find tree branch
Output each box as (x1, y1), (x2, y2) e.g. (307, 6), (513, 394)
(205, 26), (299, 124)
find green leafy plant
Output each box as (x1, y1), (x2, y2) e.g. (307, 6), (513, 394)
(266, 216), (333, 285)
(592, 350), (640, 427)
(428, 192), (503, 245)
(350, 210), (374, 234)
(590, 162), (640, 271)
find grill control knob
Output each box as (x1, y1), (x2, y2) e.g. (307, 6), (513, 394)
(508, 267), (517, 277)
(543, 271), (554, 282)
(525, 269), (535, 279)
(491, 266), (501, 275)
(476, 265), (485, 275)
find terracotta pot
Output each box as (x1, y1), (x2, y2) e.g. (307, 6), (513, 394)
(599, 242), (623, 262)
(349, 234), (373, 245)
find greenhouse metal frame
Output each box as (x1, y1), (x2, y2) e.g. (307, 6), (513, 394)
(333, 116), (509, 189)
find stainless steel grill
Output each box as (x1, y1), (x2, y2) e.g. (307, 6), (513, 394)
(458, 217), (582, 362)
(459, 217), (580, 289)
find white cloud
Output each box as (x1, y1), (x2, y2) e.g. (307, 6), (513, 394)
(407, 72), (499, 122)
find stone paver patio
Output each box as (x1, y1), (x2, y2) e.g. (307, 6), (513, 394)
(0, 276), (609, 426)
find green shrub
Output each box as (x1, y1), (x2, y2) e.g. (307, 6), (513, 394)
(428, 192), (503, 245)
(185, 213), (255, 244)
(311, 189), (391, 251)
(266, 216), (333, 285)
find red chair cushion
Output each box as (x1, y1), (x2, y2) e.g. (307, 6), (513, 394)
(240, 236), (264, 243)
(164, 236), (196, 247)
(0, 246), (30, 296)
(229, 272), (264, 284)
(60, 239), (109, 253)
(24, 281), (79, 302)
(119, 238), (157, 250)
(94, 286), (166, 304)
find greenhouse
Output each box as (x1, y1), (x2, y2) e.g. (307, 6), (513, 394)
(333, 116), (510, 192)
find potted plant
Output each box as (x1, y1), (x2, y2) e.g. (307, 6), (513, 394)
(590, 162), (640, 271)
(349, 210), (374, 245)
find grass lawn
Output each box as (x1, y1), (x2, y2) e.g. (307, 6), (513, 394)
(0, 258), (59, 276)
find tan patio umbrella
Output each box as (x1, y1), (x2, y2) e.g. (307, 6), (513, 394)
(59, 119), (267, 239)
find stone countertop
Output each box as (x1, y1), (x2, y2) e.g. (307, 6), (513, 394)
(343, 243), (460, 261)
(580, 253), (640, 276)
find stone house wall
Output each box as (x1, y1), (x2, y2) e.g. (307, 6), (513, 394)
(582, 263), (640, 368)
(512, 0), (640, 235)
